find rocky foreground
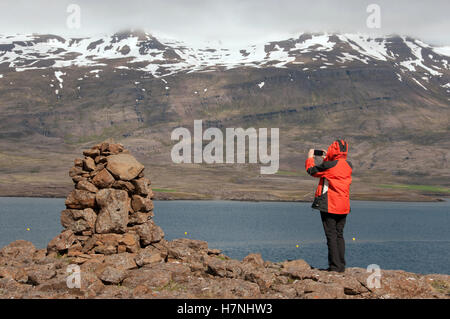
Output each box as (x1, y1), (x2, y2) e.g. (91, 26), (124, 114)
(1, 239), (449, 299)
(0, 142), (449, 299)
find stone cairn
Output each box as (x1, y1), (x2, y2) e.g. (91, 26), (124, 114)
(47, 142), (164, 264)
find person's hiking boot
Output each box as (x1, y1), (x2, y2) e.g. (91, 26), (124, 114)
(313, 266), (345, 273)
(328, 267), (345, 273)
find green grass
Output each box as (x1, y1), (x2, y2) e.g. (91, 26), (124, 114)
(152, 188), (177, 193)
(154, 280), (186, 292)
(287, 277), (296, 284)
(377, 184), (450, 193)
(430, 280), (450, 295)
(275, 170), (305, 177)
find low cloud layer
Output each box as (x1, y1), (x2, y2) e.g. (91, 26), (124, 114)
(0, 0), (448, 45)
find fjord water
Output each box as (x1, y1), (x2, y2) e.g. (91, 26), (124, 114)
(0, 198), (449, 275)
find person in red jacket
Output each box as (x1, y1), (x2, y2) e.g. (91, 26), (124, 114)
(305, 139), (352, 272)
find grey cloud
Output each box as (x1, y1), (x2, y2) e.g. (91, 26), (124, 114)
(0, 0), (448, 45)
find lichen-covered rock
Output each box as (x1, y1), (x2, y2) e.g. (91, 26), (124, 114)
(243, 253), (265, 267)
(132, 220), (164, 246)
(104, 253), (138, 271)
(281, 259), (311, 279)
(25, 264), (57, 285)
(0, 240), (36, 263)
(106, 154), (144, 181)
(131, 194), (154, 212)
(295, 279), (345, 299)
(135, 246), (164, 267)
(122, 268), (172, 289)
(83, 148), (100, 158)
(132, 177), (151, 196)
(76, 180), (99, 193)
(65, 189), (96, 209)
(60, 208), (97, 234)
(83, 157), (96, 172)
(92, 168), (115, 189)
(47, 230), (75, 253)
(95, 189), (129, 234)
(112, 180), (135, 192)
(97, 266), (128, 284)
(128, 211), (153, 225)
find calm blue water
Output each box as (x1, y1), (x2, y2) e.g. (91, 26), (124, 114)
(0, 198), (449, 275)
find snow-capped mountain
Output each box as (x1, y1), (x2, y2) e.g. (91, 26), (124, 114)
(0, 30), (449, 94)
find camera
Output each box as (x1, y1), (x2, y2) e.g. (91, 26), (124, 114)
(313, 150), (325, 156)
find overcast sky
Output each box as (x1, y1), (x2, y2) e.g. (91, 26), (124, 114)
(0, 0), (449, 46)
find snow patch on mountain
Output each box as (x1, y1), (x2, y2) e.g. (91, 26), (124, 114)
(339, 34), (390, 61)
(412, 77), (428, 90)
(400, 37), (442, 76)
(54, 71), (65, 88)
(0, 32), (448, 82)
(293, 34), (335, 53)
(433, 46), (450, 57)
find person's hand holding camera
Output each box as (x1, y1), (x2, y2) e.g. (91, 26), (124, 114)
(308, 149), (326, 159)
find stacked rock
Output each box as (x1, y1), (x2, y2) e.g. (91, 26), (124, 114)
(47, 141), (164, 263)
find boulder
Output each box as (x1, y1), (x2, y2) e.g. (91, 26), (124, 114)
(132, 221), (164, 246)
(95, 156), (107, 164)
(0, 240), (36, 262)
(135, 246), (164, 266)
(294, 279), (345, 299)
(174, 238), (208, 251)
(97, 266), (128, 285)
(95, 189), (129, 234)
(65, 189), (96, 209)
(83, 157), (96, 172)
(108, 143), (124, 154)
(92, 168), (115, 189)
(243, 267), (275, 293)
(132, 178), (151, 196)
(100, 142), (110, 153)
(243, 253), (265, 267)
(89, 164), (105, 178)
(83, 148), (100, 158)
(106, 154), (144, 181)
(69, 166), (85, 178)
(131, 195), (154, 212)
(76, 180), (99, 193)
(47, 230), (76, 253)
(281, 259), (311, 278)
(119, 233), (140, 253)
(204, 256), (242, 278)
(25, 264), (57, 285)
(74, 158), (83, 167)
(94, 244), (118, 256)
(128, 211), (153, 225)
(122, 268), (171, 289)
(80, 271), (105, 295)
(112, 180), (135, 192)
(104, 253), (137, 271)
(60, 208), (97, 234)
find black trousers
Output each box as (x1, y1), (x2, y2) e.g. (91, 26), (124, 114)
(320, 211), (347, 272)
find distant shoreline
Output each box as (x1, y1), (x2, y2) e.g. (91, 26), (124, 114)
(0, 194), (446, 203)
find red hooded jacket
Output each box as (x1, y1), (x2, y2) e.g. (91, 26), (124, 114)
(305, 140), (352, 214)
